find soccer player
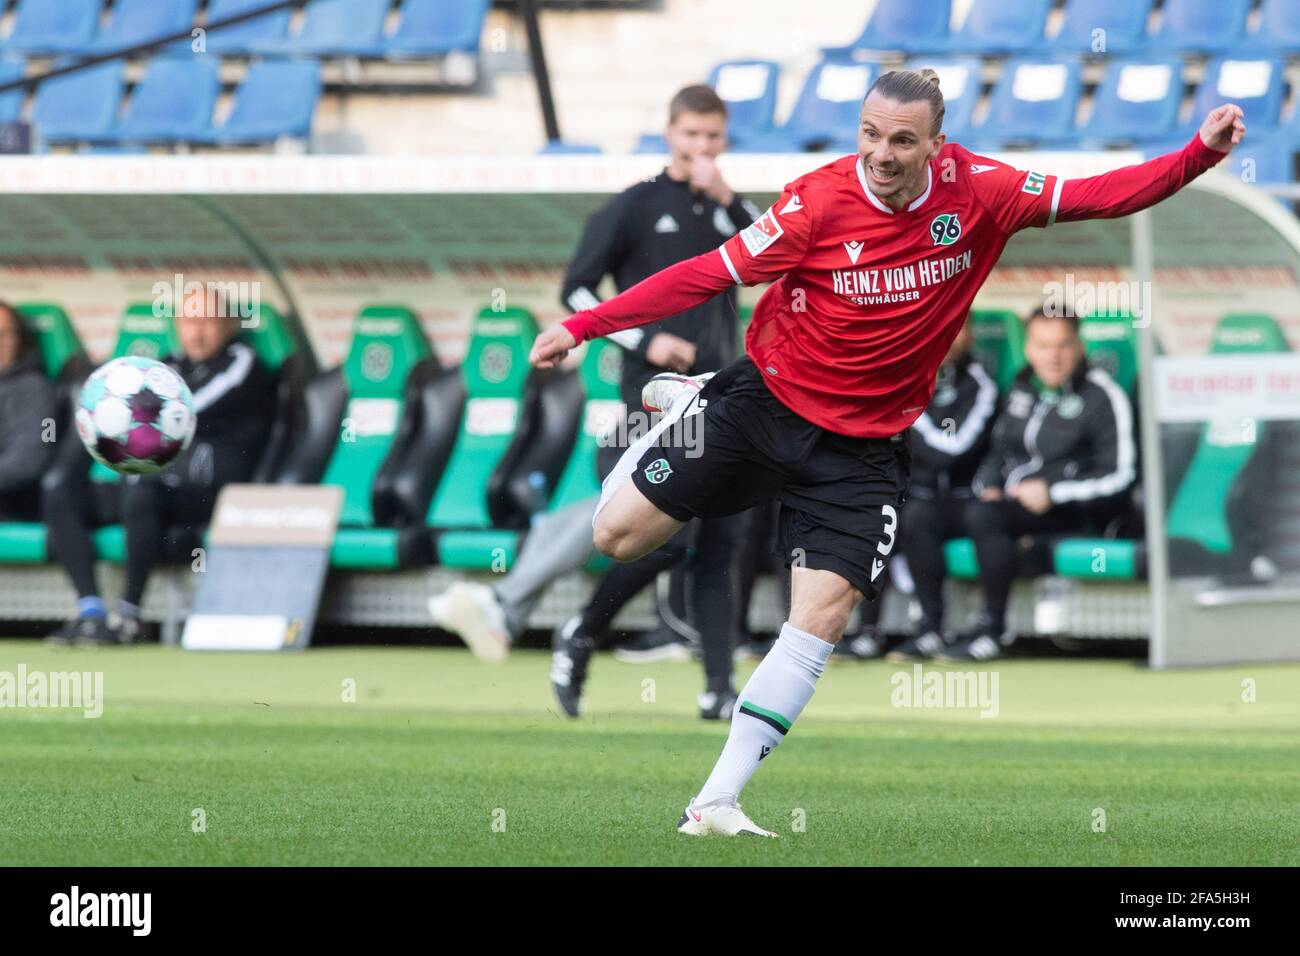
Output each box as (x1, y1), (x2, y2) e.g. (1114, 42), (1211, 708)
(938, 309), (1136, 662)
(45, 286), (276, 645)
(530, 68), (1245, 837)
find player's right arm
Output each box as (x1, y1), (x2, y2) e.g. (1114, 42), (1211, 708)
(532, 187), (814, 368)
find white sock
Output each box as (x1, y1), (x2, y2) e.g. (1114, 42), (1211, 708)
(693, 622), (834, 807)
(592, 388), (697, 527)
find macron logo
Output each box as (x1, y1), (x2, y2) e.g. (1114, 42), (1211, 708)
(50, 886), (151, 937)
(780, 193), (804, 214)
(970, 164), (997, 175)
(843, 240), (864, 265)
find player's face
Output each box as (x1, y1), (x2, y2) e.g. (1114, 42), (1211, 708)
(1024, 317), (1083, 389)
(176, 290), (237, 363)
(666, 110), (728, 164)
(0, 307), (19, 370)
(858, 93), (944, 208)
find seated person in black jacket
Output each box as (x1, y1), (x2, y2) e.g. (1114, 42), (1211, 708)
(0, 302), (57, 520)
(45, 286), (276, 645)
(885, 314), (998, 661)
(941, 309), (1136, 662)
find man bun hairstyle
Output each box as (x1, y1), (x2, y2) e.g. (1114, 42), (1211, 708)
(669, 84), (728, 123)
(866, 68), (946, 136)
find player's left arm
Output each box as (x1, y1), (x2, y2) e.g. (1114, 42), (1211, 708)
(1051, 105), (1245, 225)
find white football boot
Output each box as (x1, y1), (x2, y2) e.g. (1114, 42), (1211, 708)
(427, 581), (509, 663)
(641, 371), (715, 415)
(677, 800), (778, 838)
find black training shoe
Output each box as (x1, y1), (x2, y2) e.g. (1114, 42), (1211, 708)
(550, 616), (594, 718)
(697, 688), (737, 721)
(45, 616), (107, 646)
(834, 628), (885, 661)
(885, 630), (949, 662)
(935, 629), (1014, 663)
(68, 615), (127, 647)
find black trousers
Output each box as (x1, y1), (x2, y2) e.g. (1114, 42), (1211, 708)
(898, 492), (971, 635)
(43, 470), (217, 607)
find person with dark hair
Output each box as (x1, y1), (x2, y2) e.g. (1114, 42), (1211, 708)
(530, 63), (1243, 836)
(45, 286), (276, 646)
(938, 310), (1136, 662)
(0, 302), (57, 521)
(545, 83), (761, 720)
(885, 313), (998, 660)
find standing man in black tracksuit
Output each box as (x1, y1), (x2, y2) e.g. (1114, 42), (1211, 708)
(44, 286), (276, 646)
(551, 83), (761, 720)
(939, 309), (1137, 662)
(885, 314), (998, 662)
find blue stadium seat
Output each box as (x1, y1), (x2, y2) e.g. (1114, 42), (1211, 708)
(89, 0), (199, 54)
(632, 132), (667, 154)
(706, 60), (779, 146)
(1051, 0), (1153, 54)
(386, 0), (489, 57)
(902, 57), (981, 141)
(32, 61), (125, 144)
(976, 57), (1082, 148)
(111, 57), (219, 142)
(203, 60), (321, 144)
(824, 0), (952, 56)
(538, 140), (602, 155)
(1147, 0), (1250, 54)
(1225, 132), (1296, 187)
(1183, 58), (1286, 138)
(1240, 0), (1300, 54)
(1077, 57), (1184, 146)
(0, 0), (100, 55)
(948, 0), (1052, 54)
(253, 0), (388, 57)
(201, 0), (294, 55)
(781, 58), (875, 149)
(0, 60), (24, 123)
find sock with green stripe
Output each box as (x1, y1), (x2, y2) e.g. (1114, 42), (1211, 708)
(693, 621), (834, 807)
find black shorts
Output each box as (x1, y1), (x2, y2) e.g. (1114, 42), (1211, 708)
(630, 357), (911, 599)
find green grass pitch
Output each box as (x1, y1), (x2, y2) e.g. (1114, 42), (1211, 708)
(1, 640), (1297, 866)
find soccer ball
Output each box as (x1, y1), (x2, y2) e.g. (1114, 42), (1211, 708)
(75, 356), (196, 475)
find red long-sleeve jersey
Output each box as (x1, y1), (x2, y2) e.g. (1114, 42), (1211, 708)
(563, 135), (1227, 437)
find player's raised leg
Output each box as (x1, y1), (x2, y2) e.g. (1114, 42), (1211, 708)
(677, 565), (856, 838)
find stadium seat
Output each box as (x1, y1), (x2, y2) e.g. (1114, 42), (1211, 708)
(1147, 0), (1250, 54)
(631, 132), (667, 154)
(385, 0), (490, 57)
(88, 0), (199, 55)
(1050, 0), (1154, 55)
(948, 0), (1052, 55)
(970, 308), (1026, 393)
(824, 0), (953, 56)
(0, 59), (24, 124)
(538, 140), (602, 155)
(242, 303), (318, 483)
(1165, 313), (1290, 575)
(1077, 57), (1184, 147)
(0, 0), (100, 56)
(706, 60), (779, 147)
(1240, 0), (1300, 54)
(1225, 132), (1298, 191)
(253, 0), (389, 57)
(1180, 58), (1286, 138)
(770, 58), (876, 151)
(202, 60), (321, 145)
(110, 57), (219, 143)
(976, 58), (1082, 148)
(201, 0), (294, 55)
(1079, 312), (1139, 397)
(31, 61), (125, 144)
(903, 57), (981, 142)
(302, 306), (433, 569)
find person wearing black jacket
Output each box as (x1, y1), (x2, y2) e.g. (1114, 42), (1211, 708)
(940, 309), (1136, 662)
(550, 84), (760, 720)
(886, 315), (998, 661)
(45, 287), (276, 645)
(0, 302), (57, 520)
